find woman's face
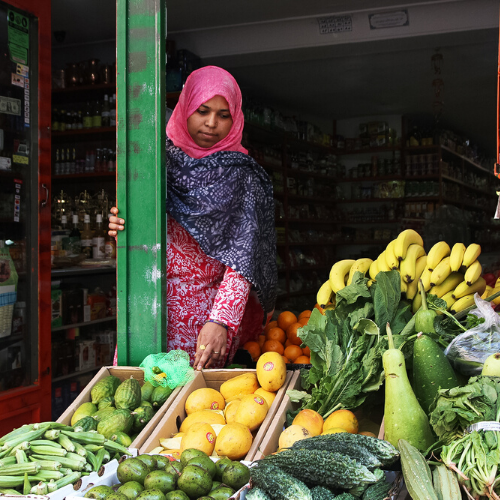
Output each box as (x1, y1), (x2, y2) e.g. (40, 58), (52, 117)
(187, 95), (233, 149)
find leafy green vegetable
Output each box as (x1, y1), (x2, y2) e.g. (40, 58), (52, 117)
(467, 314), (486, 330)
(291, 271), (412, 417)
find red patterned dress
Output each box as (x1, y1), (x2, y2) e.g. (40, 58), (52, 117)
(114, 216), (264, 367)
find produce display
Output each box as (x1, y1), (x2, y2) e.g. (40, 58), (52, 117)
(148, 356), (287, 460)
(0, 420), (130, 495)
(84, 449), (250, 500)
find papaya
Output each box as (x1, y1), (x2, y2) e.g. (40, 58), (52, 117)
(383, 324), (434, 451)
(219, 373), (259, 402)
(413, 334), (458, 414)
(256, 352), (286, 392)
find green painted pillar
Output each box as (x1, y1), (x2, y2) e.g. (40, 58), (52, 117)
(116, 0), (166, 365)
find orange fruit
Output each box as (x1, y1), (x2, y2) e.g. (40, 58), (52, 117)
(294, 355), (310, 364)
(298, 310), (312, 319)
(278, 311), (298, 331)
(298, 317), (309, 326)
(284, 345), (303, 362)
(286, 323), (303, 346)
(284, 339), (293, 348)
(314, 303), (326, 315)
(266, 327), (286, 344)
(243, 341), (261, 361)
(258, 335), (266, 348)
(302, 346), (311, 357)
(323, 409), (359, 434)
(282, 356), (290, 363)
(264, 320), (278, 335)
(359, 431), (377, 438)
(262, 339), (284, 355)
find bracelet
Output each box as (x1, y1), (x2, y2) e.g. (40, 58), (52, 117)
(205, 319), (228, 330)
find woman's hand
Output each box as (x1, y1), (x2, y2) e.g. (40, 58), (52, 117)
(194, 322), (227, 370)
(108, 207), (125, 237)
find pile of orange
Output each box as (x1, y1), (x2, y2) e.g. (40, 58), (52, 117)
(243, 309), (312, 365)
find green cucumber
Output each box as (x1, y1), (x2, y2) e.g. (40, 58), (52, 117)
(413, 334), (459, 414)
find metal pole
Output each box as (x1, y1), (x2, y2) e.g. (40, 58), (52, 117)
(116, 0), (166, 365)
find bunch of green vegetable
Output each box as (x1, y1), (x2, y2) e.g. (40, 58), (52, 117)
(288, 271), (412, 418)
(0, 421), (131, 495)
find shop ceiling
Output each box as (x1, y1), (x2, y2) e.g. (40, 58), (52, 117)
(52, 0), (499, 153)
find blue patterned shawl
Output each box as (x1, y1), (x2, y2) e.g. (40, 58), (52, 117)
(165, 138), (277, 316)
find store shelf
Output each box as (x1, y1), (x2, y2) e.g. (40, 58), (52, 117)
(337, 219), (400, 225)
(52, 127), (115, 138)
(332, 146), (401, 155)
(53, 83), (116, 94)
(52, 172), (115, 180)
(335, 239), (391, 246)
(335, 197), (407, 204)
(440, 145), (491, 174)
(51, 266), (115, 277)
(52, 366), (100, 383)
(52, 316), (116, 332)
(279, 241), (337, 247)
(287, 194), (335, 204)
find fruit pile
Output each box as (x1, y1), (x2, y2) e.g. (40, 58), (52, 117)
(150, 356), (286, 461)
(277, 408), (376, 452)
(70, 375), (174, 446)
(243, 310), (312, 364)
(317, 229), (497, 315)
(84, 449), (250, 500)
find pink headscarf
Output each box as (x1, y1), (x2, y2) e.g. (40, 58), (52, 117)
(166, 66), (248, 159)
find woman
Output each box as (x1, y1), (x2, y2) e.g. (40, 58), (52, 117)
(109, 66), (277, 370)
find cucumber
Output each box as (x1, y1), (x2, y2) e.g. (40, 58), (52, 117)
(413, 334), (459, 414)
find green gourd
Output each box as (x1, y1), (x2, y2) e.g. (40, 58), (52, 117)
(414, 280), (437, 334)
(383, 323), (434, 451)
(413, 334), (459, 414)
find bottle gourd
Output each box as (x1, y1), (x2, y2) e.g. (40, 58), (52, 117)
(383, 323), (434, 451)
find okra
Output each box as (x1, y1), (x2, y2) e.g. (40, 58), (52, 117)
(31, 454), (86, 471)
(57, 434), (75, 452)
(61, 430), (105, 446)
(44, 429), (60, 441)
(22, 473), (30, 495)
(102, 450), (111, 464)
(95, 448), (106, 472)
(36, 481), (48, 495)
(14, 449), (27, 464)
(84, 444), (103, 452)
(2, 425), (50, 451)
(83, 463), (93, 473)
(32, 459), (62, 471)
(0, 488), (22, 495)
(66, 452), (87, 464)
(103, 439), (130, 455)
(0, 476), (25, 488)
(30, 485), (38, 494)
(0, 457), (16, 468)
(30, 445), (67, 457)
(73, 441), (87, 457)
(44, 422), (73, 431)
(31, 439), (62, 448)
(85, 450), (98, 471)
(0, 425), (34, 445)
(47, 479), (58, 493)
(58, 467), (71, 475)
(8, 442), (30, 456)
(0, 462), (40, 476)
(30, 470), (64, 481)
(55, 471), (81, 489)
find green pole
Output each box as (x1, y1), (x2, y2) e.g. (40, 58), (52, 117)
(116, 0), (166, 365)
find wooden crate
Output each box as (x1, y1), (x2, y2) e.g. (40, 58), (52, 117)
(139, 368), (293, 460)
(57, 366), (182, 450)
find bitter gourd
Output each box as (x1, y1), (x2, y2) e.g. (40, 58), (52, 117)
(260, 448), (380, 490)
(335, 494), (358, 500)
(250, 463), (312, 500)
(362, 479), (391, 500)
(246, 487), (272, 500)
(311, 486), (336, 500)
(291, 433), (399, 468)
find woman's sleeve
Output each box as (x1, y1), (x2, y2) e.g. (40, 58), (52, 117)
(210, 267), (251, 331)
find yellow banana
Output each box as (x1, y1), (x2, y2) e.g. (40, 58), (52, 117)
(385, 240), (399, 270)
(405, 255), (428, 300)
(430, 256), (452, 287)
(412, 292), (422, 314)
(464, 260), (482, 286)
(452, 277), (486, 300)
(394, 229), (424, 261)
(450, 243), (466, 272)
(427, 241), (451, 271)
(440, 291), (456, 312)
(489, 286), (500, 305)
(377, 252), (392, 272)
(463, 243), (481, 268)
(428, 272), (464, 298)
(369, 259), (379, 281)
(450, 293), (477, 314)
(400, 273), (408, 294)
(367, 279), (375, 288)
(420, 268), (432, 292)
(347, 258), (373, 285)
(496, 277), (500, 288)
(317, 280), (334, 307)
(481, 285), (493, 300)
(400, 244), (426, 283)
(329, 259), (355, 293)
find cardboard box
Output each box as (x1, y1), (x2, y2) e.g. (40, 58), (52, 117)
(57, 366), (182, 450)
(252, 370), (384, 460)
(139, 368), (294, 460)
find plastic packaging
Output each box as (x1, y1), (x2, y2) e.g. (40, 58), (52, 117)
(445, 294), (500, 376)
(139, 350), (194, 389)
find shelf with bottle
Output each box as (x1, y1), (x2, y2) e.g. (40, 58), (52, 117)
(53, 82), (116, 94)
(51, 315), (116, 333)
(51, 366), (101, 384)
(52, 145), (116, 177)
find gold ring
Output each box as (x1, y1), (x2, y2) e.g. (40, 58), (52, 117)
(213, 351), (220, 354)
(199, 345), (206, 350)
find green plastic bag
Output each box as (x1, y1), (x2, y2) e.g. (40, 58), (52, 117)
(139, 350), (194, 389)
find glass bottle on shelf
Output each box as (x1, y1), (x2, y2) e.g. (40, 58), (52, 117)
(52, 108), (59, 132)
(81, 214), (93, 259)
(92, 100), (102, 128)
(105, 218), (116, 260)
(59, 109), (66, 132)
(92, 214), (106, 260)
(68, 214), (81, 257)
(77, 110), (83, 129)
(83, 102), (92, 129)
(409, 125), (421, 147)
(54, 148), (61, 175)
(101, 94), (110, 127)
(65, 109), (72, 130)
